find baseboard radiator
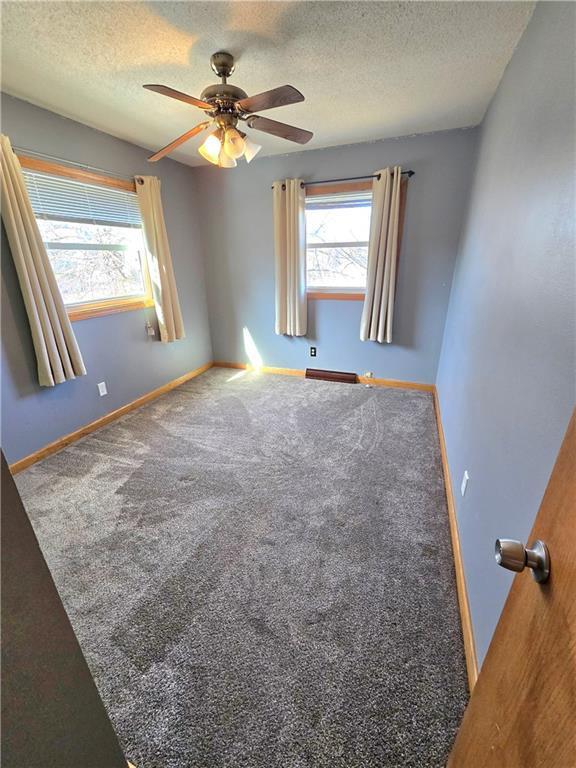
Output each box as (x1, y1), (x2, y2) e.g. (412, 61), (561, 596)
(305, 368), (358, 384)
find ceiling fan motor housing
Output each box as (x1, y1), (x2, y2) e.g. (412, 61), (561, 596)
(200, 83), (248, 107)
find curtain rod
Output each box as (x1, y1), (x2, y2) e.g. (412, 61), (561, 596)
(271, 170), (414, 190)
(12, 146), (135, 184)
(304, 170), (414, 187)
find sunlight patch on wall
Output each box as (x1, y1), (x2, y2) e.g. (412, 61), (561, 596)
(243, 327), (263, 372)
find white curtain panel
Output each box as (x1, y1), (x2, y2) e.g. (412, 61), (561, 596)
(272, 178), (307, 336)
(135, 176), (185, 342)
(0, 134), (86, 387)
(360, 166), (402, 344)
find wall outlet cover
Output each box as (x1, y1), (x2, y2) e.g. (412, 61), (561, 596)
(98, 382), (108, 397)
(310, 347), (317, 357)
(461, 470), (469, 497)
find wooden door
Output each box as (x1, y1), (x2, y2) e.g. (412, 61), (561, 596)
(448, 410), (576, 767)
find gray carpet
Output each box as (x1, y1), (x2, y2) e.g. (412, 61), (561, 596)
(16, 368), (468, 768)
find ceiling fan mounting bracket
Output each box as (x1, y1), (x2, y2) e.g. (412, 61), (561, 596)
(210, 51), (235, 81)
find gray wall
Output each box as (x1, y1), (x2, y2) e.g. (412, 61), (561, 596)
(195, 128), (478, 384)
(1, 94), (212, 464)
(436, 1), (575, 665)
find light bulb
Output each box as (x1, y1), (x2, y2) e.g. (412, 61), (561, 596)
(243, 136), (262, 163)
(198, 129), (222, 165)
(223, 127), (245, 160)
(218, 147), (237, 168)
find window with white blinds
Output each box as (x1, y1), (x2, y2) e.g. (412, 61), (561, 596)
(23, 169), (150, 313)
(23, 170), (142, 227)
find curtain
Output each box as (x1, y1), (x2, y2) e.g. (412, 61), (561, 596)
(272, 178), (307, 336)
(135, 176), (185, 342)
(0, 134), (86, 387)
(360, 166), (402, 344)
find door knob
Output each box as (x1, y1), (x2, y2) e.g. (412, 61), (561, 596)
(495, 539), (550, 583)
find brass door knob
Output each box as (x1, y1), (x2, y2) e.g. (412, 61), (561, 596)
(495, 539), (550, 583)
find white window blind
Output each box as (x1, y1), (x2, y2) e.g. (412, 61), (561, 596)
(305, 190), (372, 210)
(22, 170), (142, 228)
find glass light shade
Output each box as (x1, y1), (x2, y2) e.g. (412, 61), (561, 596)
(198, 129), (222, 165)
(223, 128), (246, 159)
(218, 147), (237, 168)
(243, 136), (262, 163)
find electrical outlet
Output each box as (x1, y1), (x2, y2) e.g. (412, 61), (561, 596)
(310, 346), (317, 357)
(98, 381), (108, 397)
(461, 470), (469, 497)
(145, 321), (155, 337)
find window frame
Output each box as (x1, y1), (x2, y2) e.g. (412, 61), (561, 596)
(18, 155), (154, 322)
(305, 180), (373, 301)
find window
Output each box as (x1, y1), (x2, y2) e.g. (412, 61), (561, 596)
(22, 165), (152, 320)
(305, 187), (372, 297)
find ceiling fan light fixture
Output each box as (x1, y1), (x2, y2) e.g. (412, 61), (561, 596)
(223, 127), (246, 160)
(243, 136), (262, 163)
(198, 128), (222, 164)
(218, 146), (237, 168)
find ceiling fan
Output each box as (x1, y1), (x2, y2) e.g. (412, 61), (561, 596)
(144, 51), (313, 166)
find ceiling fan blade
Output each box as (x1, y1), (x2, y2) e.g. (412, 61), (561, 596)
(143, 84), (213, 111)
(236, 85), (304, 114)
(148, 122), (210, 163)
(246, 115), (313, 145)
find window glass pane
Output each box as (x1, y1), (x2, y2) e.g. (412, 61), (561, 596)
(37, 220), (147, 305)
(305, 192), (372, 289)
(306, 245), (368, 288)
(306, 205), (371, 245)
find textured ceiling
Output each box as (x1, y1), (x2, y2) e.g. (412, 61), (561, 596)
(1, 1), (533, 166)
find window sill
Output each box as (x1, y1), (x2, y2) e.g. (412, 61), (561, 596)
(307, 291), (365, 301)
(67, 297), (155, 322)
